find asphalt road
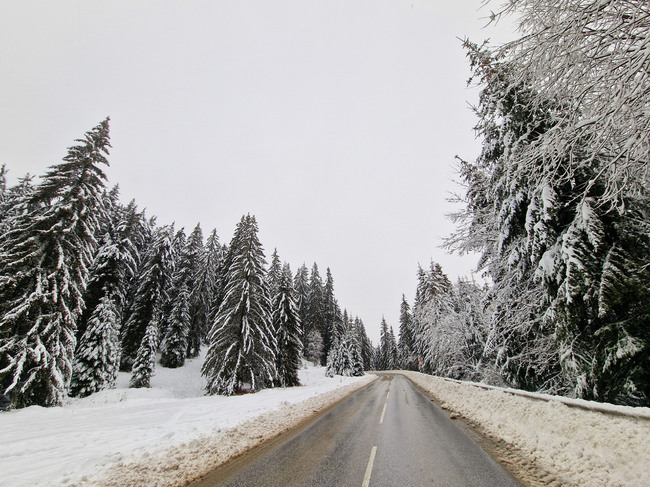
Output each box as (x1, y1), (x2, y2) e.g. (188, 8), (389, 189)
(191, 373), (521, 487)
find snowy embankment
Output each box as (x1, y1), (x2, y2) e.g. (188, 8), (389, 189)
(0, 352), (375, 487)
(399, 371), (650, 487)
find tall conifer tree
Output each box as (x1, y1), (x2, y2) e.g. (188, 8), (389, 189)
(323, 268), (341, 357)
(71, 200), (144, 396)
(398, 295), (416, 370)
(120, 226), (174, 371)
(161, 224), (203, 368)
(187, 228), (221, 357)
(71, 295), (120, 397)
(0, 119), (110, 408)
(307, 264), (326, 363)
(266, 249), (282, 301)
(202, 215), (276, 395)
(355, 317), (374, 371)
(293, 263), (310, 355)
(272, 264), (303, 387)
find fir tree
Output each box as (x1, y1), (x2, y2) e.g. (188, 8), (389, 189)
(0, 164), (6, 200)
(398, 295), (416, 370)
(447, 42), (650, 403)
(447, 279), (489, 381)
(324, 338), (340, 378)
(187, 227), (221, 358)
(120, 225), (174, 371)
(306, 263), (326, 363)
(70, 293), (120, 397)
(355, 317), (374, 371)
(272, 264), (303, 387)
(161, 224), (203, 368)
(129, 315), (160, 388)
(346, 321), (365, 377)
(158, 225), (183, 340)
(266, 249), (282, 300)
(202, 215), (276, 395)
(0, 171), (35, 234)
(160, 282), (190, 368)
(119, 212), (156, 332)
(326, 321), (364, 377)
(0, 119), (110, 408)
(75, 199), (142, 344)
(376, 317), (392, 370)
(323, 268), (342, 358)
(388, 326), (398, 370)
(304, 329), (324, 366)
(293, 263), (310, 355)
(411, 262), (453, 375)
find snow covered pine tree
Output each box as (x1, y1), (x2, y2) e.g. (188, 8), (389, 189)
(272, 264), (303, 387)
(448, 39), (650, 404)
(120, 225), (174, 371)
(202, 215), (277, 395)
(71, 200), (143, 397)
(0, 119), (110, 408)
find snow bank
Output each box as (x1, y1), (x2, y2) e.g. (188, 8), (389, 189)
(399, 371), (650, 487)
(0, 352), (375, 487)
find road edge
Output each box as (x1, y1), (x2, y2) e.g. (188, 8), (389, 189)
(390, 371), (548, 487)
(78, 374), (378, 487)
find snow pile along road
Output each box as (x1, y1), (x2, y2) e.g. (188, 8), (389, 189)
(400, 371), (650, 487)
(0, 353), (375, 487)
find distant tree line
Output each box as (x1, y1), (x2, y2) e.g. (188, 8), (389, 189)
(0, 120), (367, 409)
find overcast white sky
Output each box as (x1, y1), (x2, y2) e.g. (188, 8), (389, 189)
(0, 0), (515, 343)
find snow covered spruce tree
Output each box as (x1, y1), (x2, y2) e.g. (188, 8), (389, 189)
(159, 281), (191, 369)
(160, 224), (205, 368)
(157, 226), (184, 341)
(129, 314), (161, 388)
(202, 215), (276, 395)
(70, 200), (144, 397)
(0, 119), (110, 408)
(0, 172), (34, 236)
(445, 42), (564, 391)
(70, 295), (121, 397)
(325, 320), (364, 378)
(128, 226), (176, 388)
(446, 279), (490, 381)
(272, 264), (303, 387)
(493, 0), (650, 208)
(304, 329), (324, 366)
(354, 317), (375, 372)
(411, 262), (453, 375)
(293, 263), (310, 354)
(266, 248), (282, 301)
(187, 228), (222, 358)
(120, 225), (174, 372)
(375, 317), (398, 371)
(323, 267), (341, 361)
(306, 263), (326, 363)
(448, 41), (650, 404)
(398, 295), (417, 370)
(75, 200), (144, 340)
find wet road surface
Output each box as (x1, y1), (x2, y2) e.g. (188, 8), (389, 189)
(190, 373), (520, 487)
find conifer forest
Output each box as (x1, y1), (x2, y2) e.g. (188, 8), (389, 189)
(1, 0), (649, 410)
(0, 120), (369, 409)
(386, 1), (650, 407)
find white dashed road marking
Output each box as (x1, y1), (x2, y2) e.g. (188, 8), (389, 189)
(362, 446), (377, 487)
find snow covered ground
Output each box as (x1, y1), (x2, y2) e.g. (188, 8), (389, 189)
(4, 362), (648, 487)
(400, 371), (650, 487)
(0, 352), (374, 487)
